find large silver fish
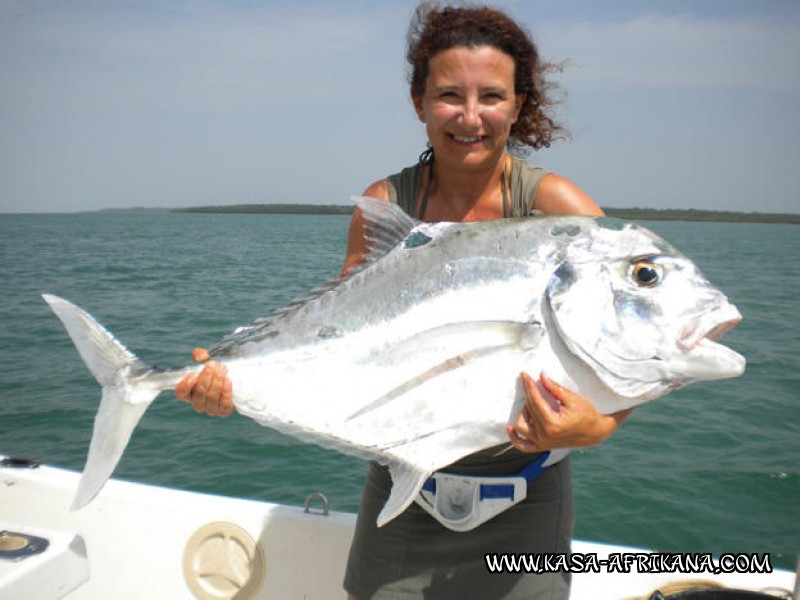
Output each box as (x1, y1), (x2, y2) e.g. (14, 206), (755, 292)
(44, 197), (744, 526)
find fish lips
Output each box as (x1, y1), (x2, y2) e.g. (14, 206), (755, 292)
(550, 294), (745, 401)
(606, 302), (746, 384)
(674, 303), (745, 380)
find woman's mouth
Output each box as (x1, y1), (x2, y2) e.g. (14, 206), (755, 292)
(450, 134), (485, 144)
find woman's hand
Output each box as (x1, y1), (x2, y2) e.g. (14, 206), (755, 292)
(507, 372), (632, 453)
(175, 348), (234, 417)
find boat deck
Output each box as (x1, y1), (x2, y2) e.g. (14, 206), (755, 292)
(1, 456), (795, 599)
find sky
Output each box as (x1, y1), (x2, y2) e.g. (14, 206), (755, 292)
(1, 0), (799, 214)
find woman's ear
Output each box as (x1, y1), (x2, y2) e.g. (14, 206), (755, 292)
(512, 93), (526, 123)
(412, 88), (426, 123)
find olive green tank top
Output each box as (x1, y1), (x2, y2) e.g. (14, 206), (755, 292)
(385, 156), (549, 219)
(384, 155), (551, 472)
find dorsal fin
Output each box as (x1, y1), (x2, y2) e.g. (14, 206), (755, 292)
(210, 197), (419, 356)
(354, 196), (419, 265)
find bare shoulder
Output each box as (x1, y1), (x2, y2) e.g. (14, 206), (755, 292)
(362, 179), (391, 201)
(534, 174), (605, 217)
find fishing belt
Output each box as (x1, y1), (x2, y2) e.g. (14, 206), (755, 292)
(416, 451), (551, 532)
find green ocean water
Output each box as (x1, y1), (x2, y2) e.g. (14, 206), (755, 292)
(1, 212), (797, 569)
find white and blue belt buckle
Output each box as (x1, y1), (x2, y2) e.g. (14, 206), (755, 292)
(416, 451), (551, 532)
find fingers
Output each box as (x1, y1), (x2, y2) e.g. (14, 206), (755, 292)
(539, 372), (576, 408)
(509, 371), (588, 452)
(175, 361), (234, 417)
(192, 347), (210, 363)
(219, 378), (233, 416)
(507, 373), (550, 453)
(506, 421), (541, 454)
(195, 362), (233, 416)
(175, 373), (198, 401)
(514, 371), (623, 449)
(175, 349), (211, 404)
(192, 362), (231, 417)
(521, 371), (559, 414)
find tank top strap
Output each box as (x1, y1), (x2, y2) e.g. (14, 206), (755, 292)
(386, 163), (426, 217)
(507, 156), (551, 217)
(387, 156), (550, 219)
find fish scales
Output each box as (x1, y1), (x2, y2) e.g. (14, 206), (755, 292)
(43, 196), (745, 527)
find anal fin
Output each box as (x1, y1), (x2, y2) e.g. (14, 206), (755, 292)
(379, 461), (430, 527)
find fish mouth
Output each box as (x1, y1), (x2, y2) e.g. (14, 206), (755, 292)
(678, 303), (742, 351)
(671, 302), (745, 380)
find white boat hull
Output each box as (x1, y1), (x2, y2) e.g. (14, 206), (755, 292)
(1, 455), (795, 599)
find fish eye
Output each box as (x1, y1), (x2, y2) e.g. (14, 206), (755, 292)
(629, 260), (662, 288)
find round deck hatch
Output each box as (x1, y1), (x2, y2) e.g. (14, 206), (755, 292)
(183, 522), (265, 600)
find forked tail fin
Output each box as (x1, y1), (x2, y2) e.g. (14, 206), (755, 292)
(42, 294), (175, 509)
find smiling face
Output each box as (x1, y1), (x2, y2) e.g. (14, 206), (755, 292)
(413, 45), (525, 173)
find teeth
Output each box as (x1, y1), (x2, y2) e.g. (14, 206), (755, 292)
(453, 135), (482, 143)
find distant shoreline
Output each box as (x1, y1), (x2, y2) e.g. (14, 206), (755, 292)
(173, 204), (800, 224)
(81, 203), (800, 224)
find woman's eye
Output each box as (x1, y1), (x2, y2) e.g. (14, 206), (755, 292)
(629, 261), (663, 287)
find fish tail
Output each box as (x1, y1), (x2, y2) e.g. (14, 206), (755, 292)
(42, 294), (172, 510)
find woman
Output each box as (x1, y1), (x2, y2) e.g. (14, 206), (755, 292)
(177, 4), (632, 599)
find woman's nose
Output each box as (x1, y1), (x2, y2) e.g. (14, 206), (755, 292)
(459, 97), (481, 128)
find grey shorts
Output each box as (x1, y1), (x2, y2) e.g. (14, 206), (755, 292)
(344, 451), (574, 600)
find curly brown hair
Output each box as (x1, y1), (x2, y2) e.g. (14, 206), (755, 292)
(406, 2), (567, 152)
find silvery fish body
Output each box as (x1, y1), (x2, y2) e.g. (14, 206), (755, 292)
(44, 197), (745, 526)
